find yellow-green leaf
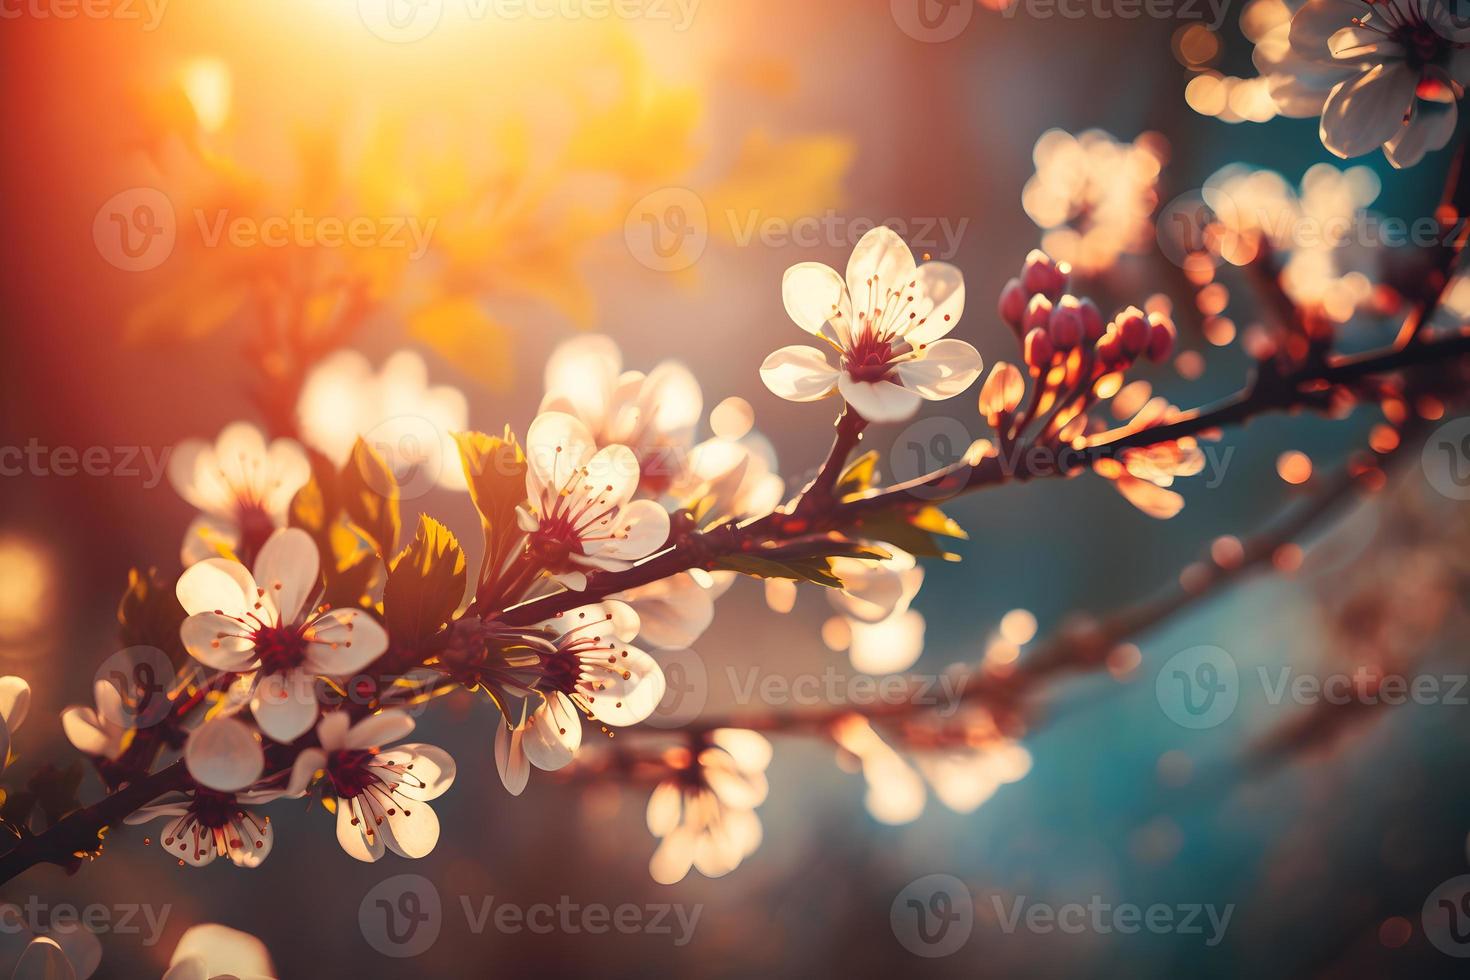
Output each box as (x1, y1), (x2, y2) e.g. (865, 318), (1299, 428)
(384, 516), (467, 650)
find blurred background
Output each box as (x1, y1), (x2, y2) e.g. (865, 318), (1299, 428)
(2, 0), (1469, 976)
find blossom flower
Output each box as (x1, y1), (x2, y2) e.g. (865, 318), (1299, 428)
(163, 923), (275, 980)
(540, 334), (703, 495)
(646, 729), (771, 884)
(760, 226), (982, 423)
(824, 549), (927, 674)
(176, 528), (389, 742)
(1021, 128), (1165, 274)
(1091, 398), (1209, 519)
(60, 681), (130, 761)
(495, 602), (665, 794)
(831, 712), (1030, 824)
(0, 675), (29, 771)
(287, 710), (456, 862)
(518, 412), (672, 591)
(125, 785), (286, 869)
(297, 349), (470, 494)
(1264, 0), (1470, 166)
(168, 423), (311, 566)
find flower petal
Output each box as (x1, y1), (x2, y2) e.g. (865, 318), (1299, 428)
(895, 339), (984, 401)
(382, 743), (456, 801)
(0, 676), (30, 733)
(541, 334), (622, 435)
(525, 411), (598, 506)
(382, 801), (441, 859)
(303, 608), (389, 677)
(495, 724), (530, 796)
(176, 558), (261, 619)
(837, 374), (922, 423)
(345, 709), (415, 750)
(521, 696), (580, 771)
(1320, 62), (1417, 159)
(845, 226), (917, 319)
(590, 499), (670, 562)
(185, 716), (264, 792)
(168, 925), (275, 980)
(759, 346), (840, 402)
(849, 609), (926, 674)
(1384, 97), (1457, 167)
(903, 261), (966, 345)
(251, 670), (319, 743)
(251, 528), (319, 626)
(585, 646), (666, 726)
(180, 612), (259, 671)
(782, 262), (852, 338)
(336, 796), (386, 862)
(13, 938), (77, 980)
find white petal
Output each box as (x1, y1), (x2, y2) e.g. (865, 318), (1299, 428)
(1385, 98), (1457, 167)
(227, 813), (273, 868)
(251, 671), (319, 743)
(845, 226), (917, 317)
(60, 708), (113, 758)
(314, 710), (352, 750)
(0, 676), (30, 732)
(894, 338), (984, 400)
(180, 612), (259, 671)
(646, 781), (682, 836)
(168, 924), (275, 979)
(251, 528), (319, 626)
(759, 345), (840, 402)
(542, 334), (622, 435)
(495, 724), (530, 796)
(382, 800), (440, 859)
(521, 696), (580, 771)
(381, 743), (456, 801)
(903, 261), (966, 345)
(335, 797), (385, 862)
(525, 411), (598, 504)
(619, 573), (715, 649)
(849, 610), (926, 674)
(580, 443), (641, 513)
(175, 558), (261, 619)
(782, 262), (852, 337)
(1320, 63), (1418, 158)
(585, 646), (666, 726)
(303, 608), (389, 677)
(589, 499), (670, 562)
(286, 747), (326, 796)
(837, 374), (922, 423)
(637, 361), (704, 439)
(185, 716), (264, 792)
(180, 513), (242, 567)
(345, 709), (415, 750)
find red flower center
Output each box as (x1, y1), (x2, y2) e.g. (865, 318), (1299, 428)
(190, 788), (241, 829)
(529, 513), (586, 569)
(844, 328), (897, 383)
(326, 748), (379, 798)
(253, 624), (308, 675)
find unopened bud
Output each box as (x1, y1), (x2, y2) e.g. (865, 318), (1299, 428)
(1024, 327), (1053, 371)
(1022, 250), (1057, 298)
(998, 277), (1027, 331)
(1023, 294), (1053, 334)
(1049, 296), (1084, 350)
(1146, 314), (1177, 363)
(979, 361), (1026, 419)
(1118, 307), (1149, 357)
(1078, 297), (1105, 342)
(1096, 332), (1125, 368)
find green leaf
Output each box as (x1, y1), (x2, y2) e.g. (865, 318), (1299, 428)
(384, 516), (467, 650)
(454, 429), (528, 601)
(835, 450), (880, 497)
(117, 569), (187, 670)
(289, 448), (341, 559)
(850, 510), (964, 560)
(340, 438), (401, 560)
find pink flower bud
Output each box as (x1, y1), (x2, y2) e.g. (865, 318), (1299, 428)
(998, 277), (1027, 331)
(1024, 327), (1053, 371)
(1078, 297), (1105, 342)
(1118, 308), (1149, 357)
(1023, 294), (1052, 334)
(1146, 314), (1177, 363)
(979, 361), (1025, 419)
(1096, 333), (1125, 369)
(1022, 250), (1057, 297)
(1049, 296), (1083, 351)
